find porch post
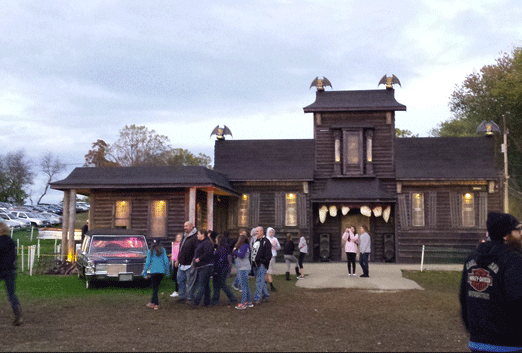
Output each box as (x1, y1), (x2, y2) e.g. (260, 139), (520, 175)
(207, 190), (214, 231)
(189, 187), (196, 225)
(67, 189), (76, 262)
(61, 191), (70, 261)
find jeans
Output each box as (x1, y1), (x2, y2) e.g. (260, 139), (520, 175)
(253, 264), (270, 302)
(150, 273), (164, 305)
(171, 264), (178, 292)
(284, 255), (299, 272)
(359, 252), (370, 276)
(177, 266), (197, 300)
(346, 252), (357, 274)
(211, 269), (237, 305)
(237, 270), (252, 304)
(0, 271), (20, 310)
(193, 265), (213, 306)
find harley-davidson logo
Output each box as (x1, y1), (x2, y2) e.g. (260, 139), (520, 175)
(468, 268), (493, 292)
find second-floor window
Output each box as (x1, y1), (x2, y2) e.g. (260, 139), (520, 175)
(343, 130), (363, 174)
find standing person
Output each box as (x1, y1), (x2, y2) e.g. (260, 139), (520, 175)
(175, 221), (198, 302)
(170, 233), (182, 298)
(142, 240), (170, 310)
(266, 227), (280, 292)
(211, 234), (238, 306)
(233, 230), (253, 309)
(342, 226), (359, 276)
(251, 226), (272, 304)
(358, 225), (371, 278)
(81, 220), (89, 244)
(460, 212), (522, 352)
(0, 222), (22, 326)
(283, 233), (301, 280)
(298, 232), (307, 279)
(191, 229), (214, 307)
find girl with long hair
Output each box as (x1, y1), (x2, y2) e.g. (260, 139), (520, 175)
(233, 230), (253, 309)
(142, 240), (170, 310)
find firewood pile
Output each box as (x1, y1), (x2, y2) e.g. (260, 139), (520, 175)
(44, 260), (78, 275)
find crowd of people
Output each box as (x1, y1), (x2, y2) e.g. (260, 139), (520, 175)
(141, 221), (308, 310)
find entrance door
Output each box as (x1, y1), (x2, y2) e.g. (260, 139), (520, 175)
(340, 212), (370, 261)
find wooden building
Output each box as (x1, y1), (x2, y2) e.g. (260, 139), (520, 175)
(51, 84), (503, 263)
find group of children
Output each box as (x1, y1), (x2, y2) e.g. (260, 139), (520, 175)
(141, 227), (308, 310)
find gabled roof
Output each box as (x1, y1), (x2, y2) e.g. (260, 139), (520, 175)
(312, 178), (395, 202)
(303, 89), (406, 113)
(395, 137), (500, 180)
(50, 166), (238, 195)
(214, 139), (314, 181)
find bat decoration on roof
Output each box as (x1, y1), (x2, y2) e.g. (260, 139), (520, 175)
(210, 125), (233, 140)
(310, 77), (332, 91)
(378, 74), (401, 89)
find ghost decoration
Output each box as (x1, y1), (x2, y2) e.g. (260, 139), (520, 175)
(319, 205), (328, 223)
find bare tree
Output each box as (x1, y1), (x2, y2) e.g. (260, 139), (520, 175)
(0, 150), (33, 204)
(37, 152), (66, 204)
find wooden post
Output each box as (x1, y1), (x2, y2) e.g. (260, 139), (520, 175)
(68, 189), (77, 262)
(207, 189), (214, 231)
(61, 190), (70, 262)
(189, 187), (196, 225)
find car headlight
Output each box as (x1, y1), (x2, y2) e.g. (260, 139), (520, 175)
(86, 261), (95, 275)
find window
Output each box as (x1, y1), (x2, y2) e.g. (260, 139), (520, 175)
(238, 194), (249, 227)
(114, 201), (130, 229)
(411, 193), (425, 227)
(150, 200), (167, 237)
(462, 193), (475, 227)
(285, 193), (297, 226)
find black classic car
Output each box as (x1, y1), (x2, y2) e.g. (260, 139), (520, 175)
(77, 229), (149, 289)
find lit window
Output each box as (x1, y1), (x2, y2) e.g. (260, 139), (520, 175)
(238, 194), (249, 227)
(114, 201), (130, 228)
(285, 193), (297, 226)
(150, 200), (167, 237)
(412, 193), (425, 227)
(462, 193), (475, 227)
(342, 130), (363, 175)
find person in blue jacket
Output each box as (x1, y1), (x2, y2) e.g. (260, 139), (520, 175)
(142, 240), (170, 310)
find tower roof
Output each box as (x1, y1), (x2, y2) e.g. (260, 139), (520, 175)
(303, 89), (406, 113)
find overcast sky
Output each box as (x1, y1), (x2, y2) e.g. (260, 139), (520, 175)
(1, 0), (522, 204)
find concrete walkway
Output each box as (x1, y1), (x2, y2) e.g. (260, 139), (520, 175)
(274, 262), (463, 291)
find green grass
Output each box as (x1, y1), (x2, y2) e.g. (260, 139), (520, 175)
(402, 269), (462, 293)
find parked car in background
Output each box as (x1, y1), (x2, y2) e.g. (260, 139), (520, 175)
(77, 229), (149, 289)
(1, 218), (21, 230)
(10, 211), (48, 227)
(38, 212), (62, 226)
(0, 212), (31, 228)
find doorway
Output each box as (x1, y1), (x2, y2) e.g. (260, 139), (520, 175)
(340, 211), (370, 261)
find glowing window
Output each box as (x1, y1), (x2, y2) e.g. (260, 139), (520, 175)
(285, 193), (297, 226)
(150, 200), (167, 237)
(238, 194), (249, 227)
(411, 193), (425, 227)
(462, 193), (475, 227)
(114, 201), (130, 229)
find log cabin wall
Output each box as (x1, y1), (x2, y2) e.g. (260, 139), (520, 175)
(396, 184), (502, 263)
(90, 189), (187, 240)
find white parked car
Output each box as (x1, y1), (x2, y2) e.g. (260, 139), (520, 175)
(38, 212), (62, 226)
(0, 212), (31, 228)
(1, 218), (21, 230)
(11, 211), (48, 227)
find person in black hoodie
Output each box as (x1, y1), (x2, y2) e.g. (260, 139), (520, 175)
(460, 212), (522, 352)
(175, 221), (199, 302)
(211, 234), (237, 305)
(191, 229), (214, 307)
(251, 226), (272, 304)
(0, 222), (22, 326)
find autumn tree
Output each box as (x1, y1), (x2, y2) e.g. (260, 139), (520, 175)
(0, 150), (33, 204)
(84, 125), (212, 168)
(37, 152), (67, 204)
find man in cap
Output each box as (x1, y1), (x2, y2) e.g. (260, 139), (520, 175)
(460, 212), (522, 351)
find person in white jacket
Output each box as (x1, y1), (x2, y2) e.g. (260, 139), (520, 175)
(266, 227), (280, 292)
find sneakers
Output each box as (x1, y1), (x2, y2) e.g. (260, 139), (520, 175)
(146, 302), (155, 308)
(235, 303), (247, 310)
(170, 291), (179, 297)
(246, 302), (254, 308)
(154, 305), (159, 310)
(232, 284), (243, 292)
(297, 275), (305, 279)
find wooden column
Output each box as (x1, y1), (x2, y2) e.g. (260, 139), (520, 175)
(189, 187), (196, 225)
(61, 191), (70, 261)
(67, 189), (76, 262)
(207, 190), (214, 231)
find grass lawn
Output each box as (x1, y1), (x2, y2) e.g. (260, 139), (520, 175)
(0, 259), (469, 352)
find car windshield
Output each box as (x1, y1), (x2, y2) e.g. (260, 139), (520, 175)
(26, 212), (38, 218)
(90, 236), (147, 255)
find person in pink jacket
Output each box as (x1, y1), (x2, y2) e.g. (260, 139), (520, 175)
(170, 233), (182, 297)
(342, 226), (359, 276)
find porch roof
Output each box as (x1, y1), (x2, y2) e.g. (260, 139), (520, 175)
(303, 89), (406, 113)
(311, 178), (395, 203)
(50, 166), (239, 195)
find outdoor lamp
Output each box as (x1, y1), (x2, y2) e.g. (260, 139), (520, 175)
(476, 121), (501, 135)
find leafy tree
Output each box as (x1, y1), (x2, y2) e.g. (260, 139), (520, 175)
(0, 150), (33, 204)
(37, 152), (67, 204)
(395, 128), (418, 138)
(84, 125), (212, 168)
(430, 46), (522, 214)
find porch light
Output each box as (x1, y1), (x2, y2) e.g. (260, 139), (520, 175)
(329, 205), (337, 217)
(360, 206), (371, 217)
(341, 206), (350, 215)
(319, 205), (328, 223)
